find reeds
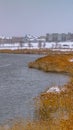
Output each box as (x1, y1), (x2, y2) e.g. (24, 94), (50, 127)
(0, 53), (73, 130)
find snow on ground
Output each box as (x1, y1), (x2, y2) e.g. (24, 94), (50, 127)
(0, 42), (73, 51)
(58, 42), (73, 48)
(69, 59), (73, 62)
(46, 86), (65, 93)
(0, 43), (20, 50)
(45, 42), (55, 48)
(47, 86), (60, 93)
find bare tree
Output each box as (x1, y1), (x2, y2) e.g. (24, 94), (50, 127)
(43, 42), (46, 48)
(38, 41), (42, 49)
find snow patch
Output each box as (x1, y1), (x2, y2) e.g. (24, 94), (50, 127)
(1, 42), (73, 50)
(47, 86), (60, 93)
(47, 86), (65, 93)
(69, 59), (73, 62)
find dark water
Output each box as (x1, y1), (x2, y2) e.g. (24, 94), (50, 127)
(0, 54), (69, 123)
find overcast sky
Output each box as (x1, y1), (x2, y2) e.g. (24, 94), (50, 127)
(0, 0), (73, 36)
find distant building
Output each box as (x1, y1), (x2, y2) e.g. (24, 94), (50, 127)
(24, 34), (37, 43)
(12, 37), (25, 43)
(37, 36), (46, 42)
(57, 34), (62, 42)
(61, 33), (66, 42)
(66, 33), (72, 41)
(52, 33), (58, 42)
(46, 33), (53, 42)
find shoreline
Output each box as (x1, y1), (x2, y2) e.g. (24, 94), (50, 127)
(0, 53), (73, 129)
(1, 48), (73, 55)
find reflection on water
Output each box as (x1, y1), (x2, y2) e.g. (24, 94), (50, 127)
(0, 54), (69, 123)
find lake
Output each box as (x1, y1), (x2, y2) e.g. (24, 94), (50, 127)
(0, 54), (69, 124)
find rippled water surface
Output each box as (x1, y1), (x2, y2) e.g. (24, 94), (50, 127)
(0, 54), (69, 123)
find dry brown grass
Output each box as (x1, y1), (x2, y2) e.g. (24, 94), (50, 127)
(35, 81), (73, 119)
(0, 49), (50, 54)
(28, 53), (73, 74)
(28, 53), (73, 129)
(0, 116), (73, 130)
(0, 53), (73, 130)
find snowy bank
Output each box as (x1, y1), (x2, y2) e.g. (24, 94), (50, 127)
(46, 86), (65, 93)
(0, 42), (73, 51)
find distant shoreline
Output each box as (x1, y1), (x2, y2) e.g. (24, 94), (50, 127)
(0, 48), (51, 54)
(0, 48), (73, 55)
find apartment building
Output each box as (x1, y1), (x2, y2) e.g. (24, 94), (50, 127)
(46, 33), (73, 42)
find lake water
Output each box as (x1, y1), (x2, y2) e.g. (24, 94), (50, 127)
(0, 54), (69, 124)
